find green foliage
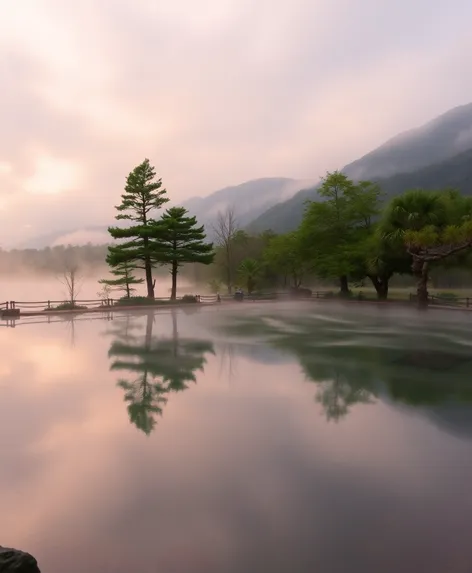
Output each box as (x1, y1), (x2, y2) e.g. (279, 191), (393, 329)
(181, 295), (198, 303)
(114, 296), (165, 306)
(380, 189), (472, 305)
(113, 295), (197, 306)
(155, 206), (214, 300)
(45, 302), (88, 311)
(107, 159), (169, 298)
(298, 172), (383, 293)
(263, 232), (310, 287)
(436, 292), (458, 301)
(238, 258), (262, 293)
(248, 144), (472, 236)
(99, 260), (144, 298)
(382, 190), (472, 259)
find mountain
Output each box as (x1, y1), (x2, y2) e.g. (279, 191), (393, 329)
(248, 103), (472, 233)
(181, 177), (313, 229)
(18, 178), (310, 248)
(378, 148), (472, 197)
(344, 102), (472, 180)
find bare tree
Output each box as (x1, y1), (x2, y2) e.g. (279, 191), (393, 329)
(212, 207), (238, 294)
(58, 263), (83, 307)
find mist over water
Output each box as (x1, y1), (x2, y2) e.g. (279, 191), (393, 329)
(1, 302), (472, 573)
(0, 273), (198, 303)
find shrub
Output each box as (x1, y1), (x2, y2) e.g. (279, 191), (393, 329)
(181, 295), (198, 303)
(44, 302), (88, 311)
(115, 296), (159, 306)
(322, 291), (335, 299)
(251, 291), (278, 300)
(437, 292), (458, 300)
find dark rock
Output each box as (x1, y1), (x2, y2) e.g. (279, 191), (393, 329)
(0, 547), (41, 572)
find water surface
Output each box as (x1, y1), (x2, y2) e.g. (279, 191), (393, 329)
(1, 302), (472, 572)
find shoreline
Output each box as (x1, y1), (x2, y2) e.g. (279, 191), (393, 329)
(2, 295), (471, 321)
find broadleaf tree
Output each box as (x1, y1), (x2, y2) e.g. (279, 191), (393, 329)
(298, 172), (383, 296)
(263, 231), (311, 288)
(157, 207), (215, 300)
(107, 159), (169, 298)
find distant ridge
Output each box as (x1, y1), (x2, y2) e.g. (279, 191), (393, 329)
(248, 102), (472, 233)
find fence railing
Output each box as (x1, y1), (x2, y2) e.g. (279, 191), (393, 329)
(1, 294), (221, 314)
(9, 299), (113, 311)
(2, 291), (471, 316)
(429, 295), (471, 308)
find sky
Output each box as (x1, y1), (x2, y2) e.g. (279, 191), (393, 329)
(0, 0), (471, 247)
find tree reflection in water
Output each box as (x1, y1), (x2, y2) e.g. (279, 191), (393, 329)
(217, 310), (472, 422)
(108, 310), (214, 435)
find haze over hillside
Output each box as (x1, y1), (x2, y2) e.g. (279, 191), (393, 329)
(249, 103), (472, 233)
(2, 0), (472, 250)
(18, 178), (311, 248)
(10, 102), (472, 248)
(181, 177), (314, 229)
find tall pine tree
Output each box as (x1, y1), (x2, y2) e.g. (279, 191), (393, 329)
(107, 159), (168, 298)
(157, 207), (214, 300)
(99, 260), (144, 298)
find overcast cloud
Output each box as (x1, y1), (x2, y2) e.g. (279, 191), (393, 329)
(0, 0), (471, 246)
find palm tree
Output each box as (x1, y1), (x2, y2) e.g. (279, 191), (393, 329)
(380, 189), (450, 307)
(237, 258), (261, 294)
(383, 189), (472, 308)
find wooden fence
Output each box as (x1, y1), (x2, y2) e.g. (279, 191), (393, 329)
(2, 294), (221, 314)
(1, 291), (471, 318)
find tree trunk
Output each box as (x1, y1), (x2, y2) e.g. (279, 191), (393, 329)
(339, 275), (349, 297)
(368, 275), (389, 300)
(293, 274), (302, 288)
(143, 235), (154, 299)
(126, 282), (131, 298)
(225, 243), (233, 294)
(412, 258), (429, 309)
(170, 261), (178, 301)
(144, 258), (154, 299)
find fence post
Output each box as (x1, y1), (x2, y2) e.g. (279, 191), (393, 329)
(10, 301), (15, 310)
(467, 298), (470, 308)
(47, 300), (51, 309)
(6, 301), (9, 310)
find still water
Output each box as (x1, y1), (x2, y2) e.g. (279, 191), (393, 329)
(1, 302), (472, 572)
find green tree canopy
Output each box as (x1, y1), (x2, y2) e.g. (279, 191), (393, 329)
(298, 172), (383, 295)
(263, 231), (311, 288)
(99, 260), (144, 298)
(156, 206), (214, 300)
(380, 189), (472, 306)
(107, 159), (169, 298)
(238, 258), (262, 293)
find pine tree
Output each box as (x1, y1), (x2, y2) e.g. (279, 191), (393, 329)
(157, 207), (215, 300)
(107, 159), (168, 298)
(99, 260), (144, 298)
